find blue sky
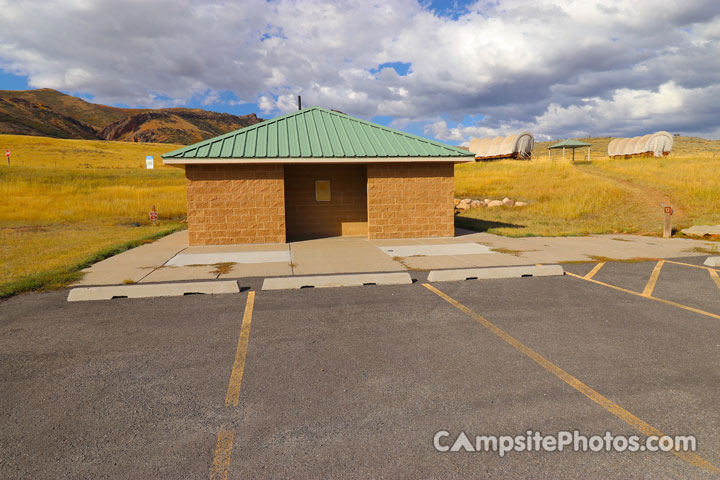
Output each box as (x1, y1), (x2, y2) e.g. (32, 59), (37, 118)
(0, 61), (438, 136)
(1, 0), (719, 142)
(0, 71), (29, 90)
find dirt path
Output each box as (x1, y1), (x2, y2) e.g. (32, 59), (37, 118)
(576, 163), (688, 227)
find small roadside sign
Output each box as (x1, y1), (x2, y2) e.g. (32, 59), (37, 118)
(4, 149), (9, 165)
(149, 205), (158, 225)
(662, 204), (673, 238)
(145, 155), (154, 169)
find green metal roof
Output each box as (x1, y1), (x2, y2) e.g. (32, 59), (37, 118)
(162, 107), (474, 160)
(548, 139), (592, 149)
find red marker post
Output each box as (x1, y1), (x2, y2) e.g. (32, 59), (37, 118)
(5, 149), (9, 165)
(149, 205), (158, 225)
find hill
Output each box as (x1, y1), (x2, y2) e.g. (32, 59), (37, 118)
(98, 109), (261, 144)
(0, 88), (262, 144)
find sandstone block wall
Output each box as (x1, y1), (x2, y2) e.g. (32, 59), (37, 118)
(184, 161), (456, 244)
(185, 164), (286, 245)
(367, 163), (455, 239)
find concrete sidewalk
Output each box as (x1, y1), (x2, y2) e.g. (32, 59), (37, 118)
(74, 231), (190, 286)
(74, 228), (717, 286)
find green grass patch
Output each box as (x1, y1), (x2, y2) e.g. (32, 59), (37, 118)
(0, 226), (183, 299)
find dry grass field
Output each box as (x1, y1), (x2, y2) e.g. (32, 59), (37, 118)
(455, 136), (720, 236)
(0, 134), (185, 296)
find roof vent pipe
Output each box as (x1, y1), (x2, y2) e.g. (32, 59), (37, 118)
(298, 95), (302, 110)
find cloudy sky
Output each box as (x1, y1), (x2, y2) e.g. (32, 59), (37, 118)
(1, 0), (719, 143)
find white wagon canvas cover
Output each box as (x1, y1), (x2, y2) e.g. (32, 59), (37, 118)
(469, 132), (534, 160)
(608, 131), (673, 158)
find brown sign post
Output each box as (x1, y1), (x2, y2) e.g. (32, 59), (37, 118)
(663, 205), (673, 238)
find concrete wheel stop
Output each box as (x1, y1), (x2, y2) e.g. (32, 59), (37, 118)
(704, 257), (720, 267)
(427, 264), (564, 282)
(262, 272), (412, 290)
(67, 281), (240, 301)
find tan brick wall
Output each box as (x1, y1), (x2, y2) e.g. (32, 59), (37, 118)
(185, 164), (285, 245)
(367, 162), (455, 239)
(284, 164), (368, 240)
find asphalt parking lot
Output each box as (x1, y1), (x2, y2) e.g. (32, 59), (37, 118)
(1, 256), (718, 479)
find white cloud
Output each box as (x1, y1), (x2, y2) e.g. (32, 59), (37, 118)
(430, 81), (720, 142)
(0, 0), (718, 139)
(257, 95), (276, 115)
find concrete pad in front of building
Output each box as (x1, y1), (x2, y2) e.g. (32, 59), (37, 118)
(262, 272), (412, 290)
(457, 232), (717, 262)
(290, 237), (405, 275)
(166, 250), (291, 266)
(394, 232), (717, 270)
(370, 236), (472, 246)
(377, 242), (492, 257)
(73, 230), (718, 287)
(218, 262), (294, 279)
(74, 231), (190, 286)
(181, 243), (288, 253)
(138, 266), (219, 283)
(67, 281), (239, 301)
(398, 253), (531, 270)
(395, 255), (476, 270)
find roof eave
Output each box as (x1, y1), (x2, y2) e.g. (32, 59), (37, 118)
(162, 156), (474, 166)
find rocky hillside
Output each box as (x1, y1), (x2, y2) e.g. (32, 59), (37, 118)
(98, 110), (261, 144)
(0, 94), (100, 139)
(0, 88), (262, 144)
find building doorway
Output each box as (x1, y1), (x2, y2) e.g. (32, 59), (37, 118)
(283, 164), (368, 241)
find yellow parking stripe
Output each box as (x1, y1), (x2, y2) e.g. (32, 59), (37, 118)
(209, 429), (234, 480)
(423, 283), (719, 473)
(584, 262), (605, 280)
(642, 261), (665, 297)
(710, 269), (720, 290)
(225, 291), (256, 407)
(568, 272), (720, 321)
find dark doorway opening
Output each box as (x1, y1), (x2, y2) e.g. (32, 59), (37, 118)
(284, 164), (368, 241)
